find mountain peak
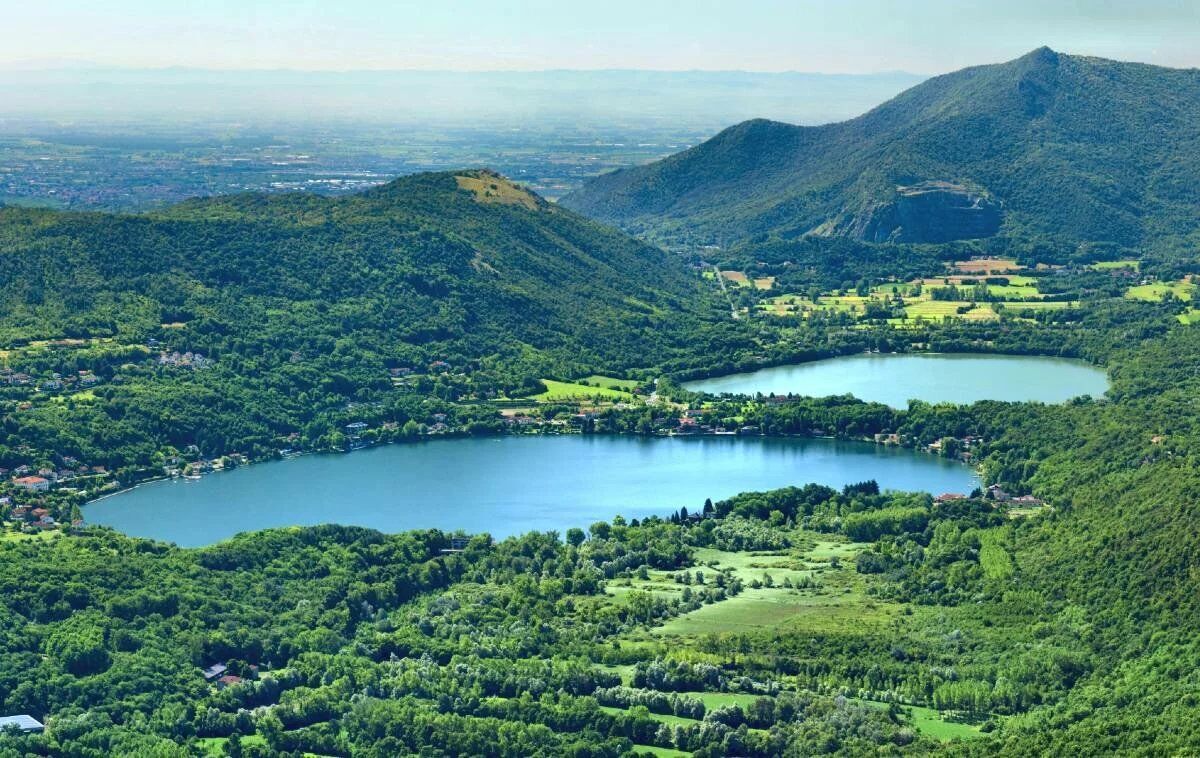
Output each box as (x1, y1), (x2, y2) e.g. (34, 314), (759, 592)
(561, 49), (1200, 252)
(1022, 46), (1060, 63)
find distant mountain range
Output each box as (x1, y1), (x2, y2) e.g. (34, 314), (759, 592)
(0, 68), (924, 128)
(562, 48), (1200, 259)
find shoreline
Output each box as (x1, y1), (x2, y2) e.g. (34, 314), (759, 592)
(82, 429), (982, 525)
(672, 347), (1109, 386)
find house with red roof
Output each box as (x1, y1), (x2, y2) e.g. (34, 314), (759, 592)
(13, 476), (49, 492)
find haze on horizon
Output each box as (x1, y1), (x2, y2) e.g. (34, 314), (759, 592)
(3, 0), (1198, 75)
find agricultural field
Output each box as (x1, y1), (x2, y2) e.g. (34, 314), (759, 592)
(197, 735), (268, 756)
(760, 294), (872, 317)
(712, 271), (775, 291)
(858, 700), (984, 742)
(1126, 279), (1196, 302)
(630, 745), (690, 757)
(978, 532), (1015, 580)
(528, 376), (636, 401)
(1089, 259), (1140, 271)
(583, 374), (639, 391)
(998, 300), (1076, 311)
(953, 257), (1023, 274)
(651, 584), (897, 636)
(758, 262), (1081, 324)
(649, 538), (898, 637)
(903, 301), (998, 321)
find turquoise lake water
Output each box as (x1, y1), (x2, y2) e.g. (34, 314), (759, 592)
(683, 353), (1109, 407)
(85, 435), (978, 546)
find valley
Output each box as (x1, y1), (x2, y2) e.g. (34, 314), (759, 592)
(2, 43), (1200, 758)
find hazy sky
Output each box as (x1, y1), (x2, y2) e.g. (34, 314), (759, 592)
(3, 0), (1198, 73)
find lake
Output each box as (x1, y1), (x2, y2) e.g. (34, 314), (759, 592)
(683, 353), (1109, 407)
(85, 435), (978, 546)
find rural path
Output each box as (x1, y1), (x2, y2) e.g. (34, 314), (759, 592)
(710, 264), (740, 319)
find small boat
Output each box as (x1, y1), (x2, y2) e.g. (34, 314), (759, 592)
(183, 474), (202, 481)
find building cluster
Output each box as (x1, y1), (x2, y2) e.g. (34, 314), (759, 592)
(164, 452), (247, 478)
(984, 484), (1044, 507)
(1, 367), (101, 392)
(933, 485), (1045, 509)
(157, 351), (212, 369)
(2, 462), (108, 491)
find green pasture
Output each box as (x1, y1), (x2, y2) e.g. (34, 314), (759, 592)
(530, 377), (634, 401)
(1126, 280), (1195, 302)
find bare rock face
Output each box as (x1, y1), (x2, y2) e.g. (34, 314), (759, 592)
(823, 182), (1003, 243)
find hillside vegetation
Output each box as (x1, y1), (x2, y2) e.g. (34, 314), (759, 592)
(563, 48), (1200, 261)
(1, 169), (716, 377)
(0, 170), (740, 468)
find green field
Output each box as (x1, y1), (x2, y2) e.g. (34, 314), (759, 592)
(764, 273), (1068, 323)
(654, 584), (898, 636)
(583, 374), (638, 390)
(983, 284), (1041, 298)
(1000, 300), (1076, 310)
(630, 745), (690, 758)
(599, 705), (699, 728)
(197, 734), (268, 756)
(0, 528), (60, 543)
(683, 691), (768, 710)
(904, 301), (997, 321)
(530, 377), (635, 401)
(859, 700), (984, 741)
(595, 663), (637, 686)
(654, 539), (894, 637)
(1090, 259), (1140, 271)
(1126, 280), (1195, 302)
(692, 546), (816, 583)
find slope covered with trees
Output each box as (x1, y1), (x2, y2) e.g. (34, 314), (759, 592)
(562, 48), (1200, 261)
(1, 169), (718, 377)
(0, 170), (743, 475)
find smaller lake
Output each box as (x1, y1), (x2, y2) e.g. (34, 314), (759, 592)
(683, 353), (1109, 407)
(85, 435), (978, 547)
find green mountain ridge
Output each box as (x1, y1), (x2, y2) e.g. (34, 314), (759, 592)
(562, 48), (1200, 258)
(0, 169), (718, 380)
(0, 168), (734, 464)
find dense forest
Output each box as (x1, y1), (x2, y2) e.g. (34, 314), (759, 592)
(0, 169), (724, 377)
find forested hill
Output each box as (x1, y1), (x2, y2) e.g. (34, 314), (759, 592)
(0, 169), (719, 382)
(562, 48), (1200, 259)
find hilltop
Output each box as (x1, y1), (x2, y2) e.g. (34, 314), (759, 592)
(0, 169), (718, 381)
(562, 48), (1200, 260)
